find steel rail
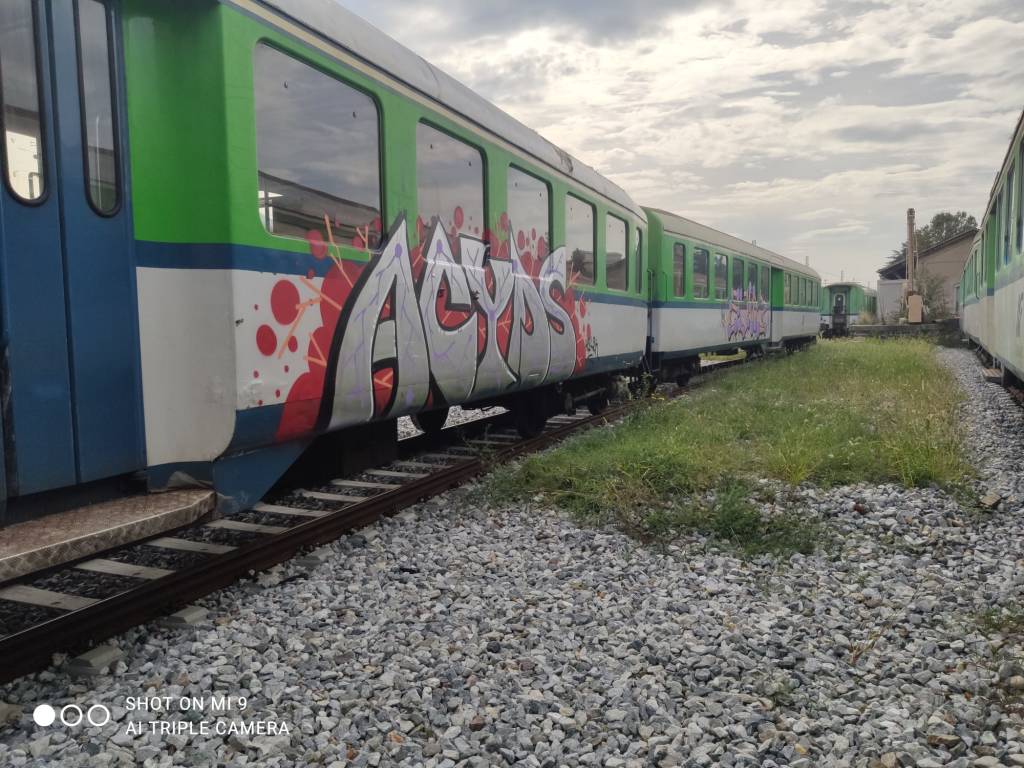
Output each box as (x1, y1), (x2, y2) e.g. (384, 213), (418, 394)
(0, 352), (756, 683)
(0, 405), (631, 684)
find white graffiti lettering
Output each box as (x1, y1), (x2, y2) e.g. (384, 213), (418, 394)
(323, 217), (583, 429)
(329, 219), (430, 428)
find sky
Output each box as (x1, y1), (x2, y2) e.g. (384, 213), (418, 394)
(343, 0), (1024, 286)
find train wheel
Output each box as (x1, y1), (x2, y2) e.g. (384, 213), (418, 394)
(515, 405), (548, 438)
(587, 393), (609, 415)
(412, 407), (449, 433)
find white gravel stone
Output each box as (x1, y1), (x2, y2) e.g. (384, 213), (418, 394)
(0, 346), (1021, 768)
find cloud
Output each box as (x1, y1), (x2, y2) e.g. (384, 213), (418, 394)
(339, 0), (1024, 286)
(342, 0), (709, 44)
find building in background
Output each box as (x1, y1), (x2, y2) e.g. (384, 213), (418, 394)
(877, 227), (976, 318)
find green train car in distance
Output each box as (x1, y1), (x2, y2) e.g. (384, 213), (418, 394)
(645, 208), (822, 384)
(821, 282), (877, 337)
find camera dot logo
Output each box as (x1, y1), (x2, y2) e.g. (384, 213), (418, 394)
(33, 703), (110, 728)
(32, 705), (55, 727)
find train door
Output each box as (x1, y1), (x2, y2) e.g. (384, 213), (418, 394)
(0, 0), (143, 505)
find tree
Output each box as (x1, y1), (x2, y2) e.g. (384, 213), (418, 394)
(890, 210), (977, 266)
(917, 211), (978, 251)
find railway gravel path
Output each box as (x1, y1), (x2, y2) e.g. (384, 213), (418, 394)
(1, 347), (1023, 767)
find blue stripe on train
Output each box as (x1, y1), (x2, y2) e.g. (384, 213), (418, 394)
(135, 241), (652, 307)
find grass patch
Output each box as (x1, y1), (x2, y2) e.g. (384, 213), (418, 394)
(487, 339), (971, 554)
(644, 480), (819, 557)
(976, 603), (1024, 638)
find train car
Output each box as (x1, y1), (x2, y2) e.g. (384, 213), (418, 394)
(960, 107), (1024, 381)
(820, 282), (877, 336)
(0, 0), (649, 519)
(644, 209), (821, 383)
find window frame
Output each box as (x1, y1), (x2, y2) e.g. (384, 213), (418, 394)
(507, 162), (552, 256)
(634, 227), (643, 296)
(672, 241), (686, 298)
(731, 255), (744, 301)
(565, 192), (596, 287)
(253, 41), (386, 251)
(74, 0), (122, 217)
(692, 246), (710, 299)
(416, 118), (488, 240)
(0, 0), (49, 206)
(760, 263), (770, 304)
(713, 252), (728, 301)
(604, 211), (629, 293)
(1018, 143), (1024, 254)
(784, 273), (791, 305)
(748, 262), (758, 302)
(997, 192), (1006, 267)
(1005, 167), (1014, 266)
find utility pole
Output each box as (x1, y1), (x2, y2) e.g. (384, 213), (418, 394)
(906, 207), (923, 322)
(906, 208), (916, 295)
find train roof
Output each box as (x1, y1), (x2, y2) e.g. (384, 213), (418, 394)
(260, 0), (644, 219)
(645, 208), (820, 279)
(825, 281), (876, 296)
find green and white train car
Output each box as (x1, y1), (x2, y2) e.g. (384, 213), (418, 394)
(645, 209), (821, 384)
(820, 282), (877, 336)
(960, 108), (1024, 382)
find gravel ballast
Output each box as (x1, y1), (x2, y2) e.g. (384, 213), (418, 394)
(0, 346), (1022, 767)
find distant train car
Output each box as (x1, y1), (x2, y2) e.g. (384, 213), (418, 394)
(960, 107), (1024, 381)
(0, 0), (649, 518)
(645, 209), (821, 384)
(820, 282), (877, 337)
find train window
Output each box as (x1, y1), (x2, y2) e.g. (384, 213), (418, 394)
(76, 0), (120, 214)
(255, 44), (382, 247)
(748, 263), (758, 302)
(1019, 144), (1024, 252)
(800, 278), (807, 306)
(606, 213), (627, 291)
(417, 122), (485, 242)
(693, 247), (709, 298)
(672, 242), (686, 297)
(784, 274), (791, 304)
(731, 257), (744, 300)
(996, 193), (1005, 266)
(760, 265), (770, 304)
(1005, 166), (1014, 265)
(0, 0), (46, 202)
(566, 194), (594, 285)
(507, 165), (549, 255)
(714, 253), (728, 300)
(635, 229), (643, 294)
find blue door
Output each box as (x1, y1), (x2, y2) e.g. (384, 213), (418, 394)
(0, 0), (143, 507)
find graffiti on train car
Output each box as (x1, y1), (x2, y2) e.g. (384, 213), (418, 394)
(722, 284), (770, 341)
(254, 213), (592, 440)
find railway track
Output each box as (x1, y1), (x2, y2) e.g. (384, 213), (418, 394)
(0, 350), (761, 684)
(0, 401), (642, 684)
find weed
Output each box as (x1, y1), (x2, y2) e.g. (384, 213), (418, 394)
(976, 604), (1024, 639)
